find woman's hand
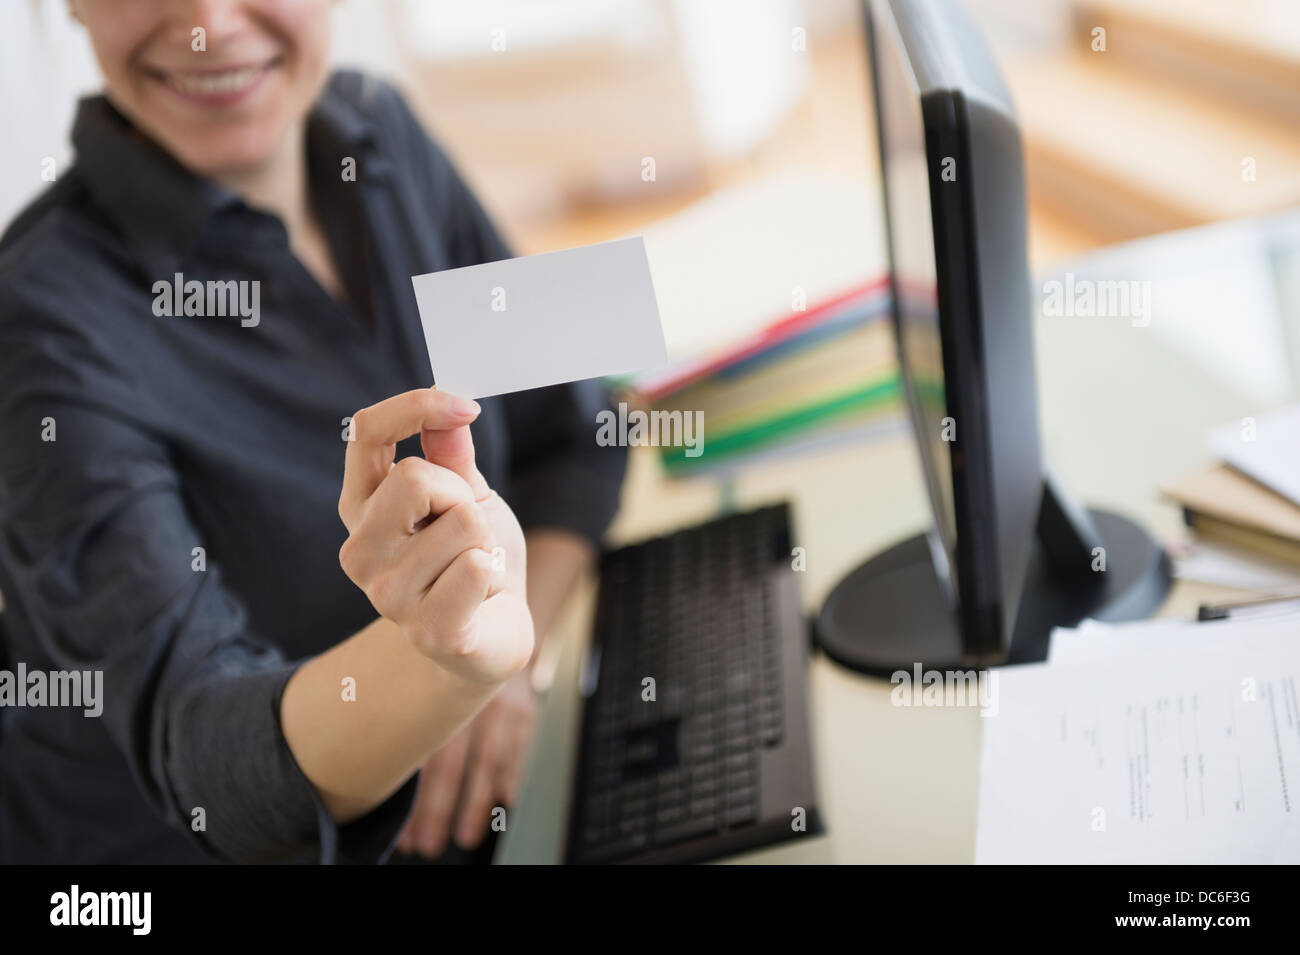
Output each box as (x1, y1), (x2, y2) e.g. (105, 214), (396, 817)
(395, 670), (538, 856)
(337, 388), (533, 685)
(393, 528), (597, 856)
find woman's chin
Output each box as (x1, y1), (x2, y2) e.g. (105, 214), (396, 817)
(169, 132), (286, 181)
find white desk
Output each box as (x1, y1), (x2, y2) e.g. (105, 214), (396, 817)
(498, 210), (1300, 863)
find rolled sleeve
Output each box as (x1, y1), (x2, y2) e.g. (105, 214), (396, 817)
(0, 372), (412, 863)
(265, 671), (419, 865)
(168, 653), (417, 864)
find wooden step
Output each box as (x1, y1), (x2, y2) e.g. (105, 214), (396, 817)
(1071, 0), (1300, 123)
(1005, 53), (1300, 240)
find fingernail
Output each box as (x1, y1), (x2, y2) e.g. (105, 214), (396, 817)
(452, 396), (480, 417)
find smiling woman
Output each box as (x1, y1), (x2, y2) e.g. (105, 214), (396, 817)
(70, 0), (329, 175)
(0, 0), (625, 864)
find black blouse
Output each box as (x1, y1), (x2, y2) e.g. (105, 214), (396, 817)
(0, 72), (625, 863)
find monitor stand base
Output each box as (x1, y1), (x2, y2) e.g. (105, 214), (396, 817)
(812, 508), (1172, 678)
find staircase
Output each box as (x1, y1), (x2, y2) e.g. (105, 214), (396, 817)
(1005, 0), (1300, 251)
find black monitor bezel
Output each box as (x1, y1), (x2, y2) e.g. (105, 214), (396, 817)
(865, 1), (1005, 656)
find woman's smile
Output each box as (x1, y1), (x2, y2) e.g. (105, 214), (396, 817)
(70, 0), (333, 175)
(148, 59), (281, 109)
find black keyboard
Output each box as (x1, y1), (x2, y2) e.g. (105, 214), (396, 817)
(566, 503), (821, 864)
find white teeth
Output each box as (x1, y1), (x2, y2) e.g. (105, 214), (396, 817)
(167, 66), (261, 97)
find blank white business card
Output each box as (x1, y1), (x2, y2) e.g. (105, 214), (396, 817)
(411, 236), (667, 400)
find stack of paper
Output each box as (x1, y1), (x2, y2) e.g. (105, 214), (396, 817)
(975, 615), (1300, 864)
(638, 285), (900, 474)
(1209, 405), (1300, 507)
(1161, 405), (1300, 589)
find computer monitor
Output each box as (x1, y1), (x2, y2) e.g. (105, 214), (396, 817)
(815, 0), (1172, 675)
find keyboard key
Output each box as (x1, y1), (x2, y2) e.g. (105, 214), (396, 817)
(724, 803), (758, 828)
(691, 741), (718, 762)
(726, 785), (758, 810)
(583, 833), (649, 863)
(655, 814), (719, 847)
(688, 795), (719, 818)
(692, 759), (721, 782)
(656, 804), (686, 827)
(690, 775), (720, 798)
(724, 753), (754, 774)
(619, 816), (648, 839)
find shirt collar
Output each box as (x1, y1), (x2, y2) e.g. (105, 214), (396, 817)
(71, 95), (235, 280)
(309, 73), (379, 156)
(70, 76), (380, 280)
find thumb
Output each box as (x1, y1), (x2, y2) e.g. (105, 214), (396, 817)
(420, 393), (491, 500)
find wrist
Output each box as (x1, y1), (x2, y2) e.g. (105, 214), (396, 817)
(401, 625), (525, 689)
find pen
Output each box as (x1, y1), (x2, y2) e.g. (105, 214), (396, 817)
(1197, 592), (1300, 622)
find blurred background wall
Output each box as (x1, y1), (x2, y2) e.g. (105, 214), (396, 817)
(4, 0), (1300, 267)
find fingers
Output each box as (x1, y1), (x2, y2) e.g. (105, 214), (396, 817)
(454, 739), (499, 849)
(407, 549), (505, 659)
(361, 456), (476, 540)
(394, 765), (429, 855)
(338, 462), (490, 618)
(342, 526), (496, 628)
(421, 422), (491, 502)
(340, 388), (479, 529)
(401, 682), (537, 855)
(399, 719), (511, 856)
(385, 500), (494, 594)
(453, 712), (529, 849)
(411, 734), (471, 858)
